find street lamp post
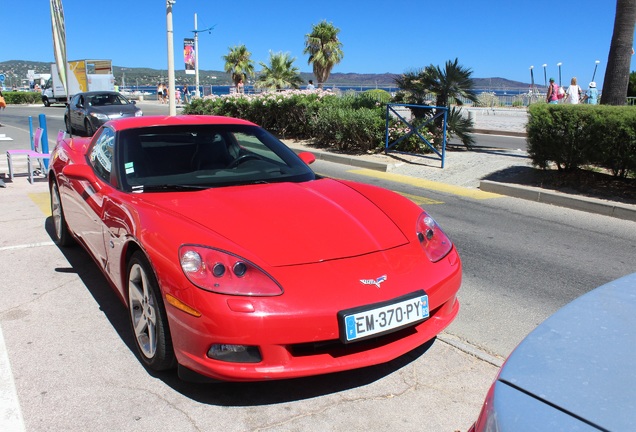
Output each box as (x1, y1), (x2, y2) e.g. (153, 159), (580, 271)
(166, 0), (176, 116)
(530, 65), (535, 91)
(192, 14), (215, 99)
(557, 62), (562, 87)
(592, 60), (600, 83)
(542, 64), (547, 88)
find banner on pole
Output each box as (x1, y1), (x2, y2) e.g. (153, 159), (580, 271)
(184, 38), (195, 75)
(50, 0), (68, 95)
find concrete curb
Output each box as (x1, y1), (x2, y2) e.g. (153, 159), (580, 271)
(473, 129), (527, 138)
(289, 146), (388, 172)
(438, 333), (504, 368)
(480, 180), (636, 222)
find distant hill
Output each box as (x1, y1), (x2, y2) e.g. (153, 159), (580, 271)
(0, 60), (531, 90)
(471, 77), (533, 91)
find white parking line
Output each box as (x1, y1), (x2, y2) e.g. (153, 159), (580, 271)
(0, 241), (55, 252)
(0, 325), (25, 432)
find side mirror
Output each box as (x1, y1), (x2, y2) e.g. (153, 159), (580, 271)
(62, 164), (96, 182)
(298, 151), (316, 165)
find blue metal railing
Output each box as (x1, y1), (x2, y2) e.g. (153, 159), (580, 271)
(385, 104), (448, 168)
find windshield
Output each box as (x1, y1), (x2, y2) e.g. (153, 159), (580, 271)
(118, 124), (315, 192)
(89, 93), (130, 106)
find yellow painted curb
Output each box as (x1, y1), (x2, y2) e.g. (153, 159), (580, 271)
(398, 192), (444, 205)
(28, 192), (51, 216)
(349, 169), (502, 200)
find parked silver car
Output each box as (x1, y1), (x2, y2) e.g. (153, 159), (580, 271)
(64, 91), (142, 136)
(470, 272), (636, 432)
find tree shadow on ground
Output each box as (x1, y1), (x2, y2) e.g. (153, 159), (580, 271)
(483, 166), (636, 205)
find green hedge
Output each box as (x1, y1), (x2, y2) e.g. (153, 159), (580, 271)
(527, 104), (636, 178)
(1, 91), (43, 104)
(183, 90), (387, 152)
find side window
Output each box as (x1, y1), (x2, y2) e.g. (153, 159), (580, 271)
(89, 128), (115, 183)
(233, 132), (284, 164)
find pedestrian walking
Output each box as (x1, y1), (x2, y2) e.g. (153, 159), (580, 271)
(546, 78), (559, 104)
(0, 89), (6, 128)
(157, 83), (165, 103)
(565, 77), (583, 104)
(182, 85), (189, 103)
(586, 82), (599, 105)
(162, 84), (169, 103)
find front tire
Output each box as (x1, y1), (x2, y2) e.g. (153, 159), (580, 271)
(64, 116), (73, 134)
(127, 251), (176, 371)
(50, 181), (74, 246)
(42, 97), (51, 107)
(84, 119), (94, 136)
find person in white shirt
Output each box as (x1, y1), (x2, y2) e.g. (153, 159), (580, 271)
(566, 77), (583, 104)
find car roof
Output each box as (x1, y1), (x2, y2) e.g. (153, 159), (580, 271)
(498, 272), (636, 430)
(77, 91), (121, 96)
(105, 115), (258, 131)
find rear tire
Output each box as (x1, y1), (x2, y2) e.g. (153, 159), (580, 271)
(50, 181), (74, 247)
(127, 251), (176, 371)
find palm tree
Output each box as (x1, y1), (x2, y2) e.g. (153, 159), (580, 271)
(424, 58), (479, 109)
(601, 0), (636, 105)
(628, 71), (636, 97)
(394, 58), (478, 146)
(222, 45), (255, 90)
(255, 52), (303, 91)
(303, 21), (344, 88)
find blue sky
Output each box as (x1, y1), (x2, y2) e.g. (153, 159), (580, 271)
(1, 0), (633, 88)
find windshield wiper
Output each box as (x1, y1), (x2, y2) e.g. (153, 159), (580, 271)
(132, 184), (209, 193)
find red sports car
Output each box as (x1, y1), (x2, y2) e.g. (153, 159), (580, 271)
(48, 115), (461, 382)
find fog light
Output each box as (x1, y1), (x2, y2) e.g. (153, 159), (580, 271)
(233, 262), (247, 277)
(212, 263), (226, 277)
(207, 344), (262, 363)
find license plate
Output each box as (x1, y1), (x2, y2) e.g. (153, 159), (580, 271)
(338, 290), (429, 343)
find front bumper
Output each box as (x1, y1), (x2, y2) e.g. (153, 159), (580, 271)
(163, 246), (462, 382)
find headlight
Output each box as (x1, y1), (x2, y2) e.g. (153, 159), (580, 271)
(179, 245), (283, 296)
(470, 381), (497, 432)
(135, 110), (143, 117)
(416, 212), (453, 262)
(89, 112), (109, 121)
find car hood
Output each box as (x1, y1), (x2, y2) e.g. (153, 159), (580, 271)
(497, 272), (636, 431)
(90, 105), (138, 116)
(137, 179), (410, 266)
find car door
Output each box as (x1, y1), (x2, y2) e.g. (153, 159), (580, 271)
(66, 94), (79, 131)
(71, 94), (86, 131)
(65, 128), (116, 270)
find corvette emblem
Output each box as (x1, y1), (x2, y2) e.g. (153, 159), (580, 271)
(360, 275), (387, 288)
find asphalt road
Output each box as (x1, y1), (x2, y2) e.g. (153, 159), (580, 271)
(1, 104), (635, 431)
